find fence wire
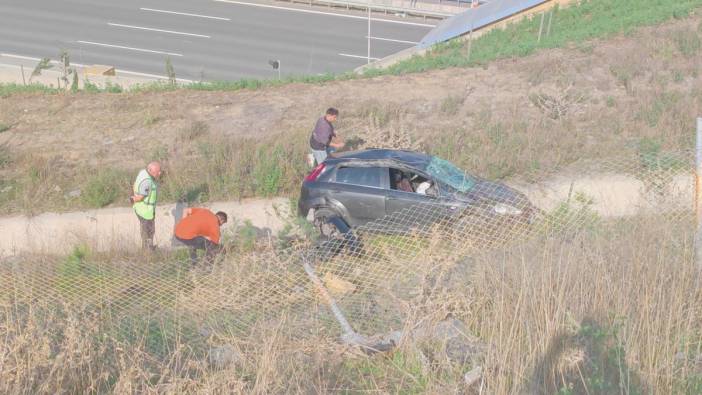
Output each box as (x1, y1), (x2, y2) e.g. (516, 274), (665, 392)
(0, 149), (695, 388)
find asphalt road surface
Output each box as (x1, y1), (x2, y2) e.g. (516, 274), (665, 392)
(0, 0), (436, 81)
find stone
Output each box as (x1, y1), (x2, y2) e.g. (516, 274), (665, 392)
(323, 272), (356, 296)
(208, 345), (242, 368)
(67, 189), (82, 198)
(464, 366), (483, 386)
(413, 318), (486, 365)
(199, 327), (211, 338)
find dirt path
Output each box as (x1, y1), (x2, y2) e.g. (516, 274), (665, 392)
(0, 198), (289, 256)
(1, 172), (691, 257)
(512, 173), (691, 217)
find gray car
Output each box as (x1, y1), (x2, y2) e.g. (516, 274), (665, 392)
(298, 149), (535, 238)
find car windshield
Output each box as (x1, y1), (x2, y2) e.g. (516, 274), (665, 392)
(424, 157), (476, 193)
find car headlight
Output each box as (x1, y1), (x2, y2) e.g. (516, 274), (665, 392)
(493, 203), (523, 216)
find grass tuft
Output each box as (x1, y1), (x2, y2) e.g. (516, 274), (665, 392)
(83, 169), (130, 208)
(178, 120), (209, 142)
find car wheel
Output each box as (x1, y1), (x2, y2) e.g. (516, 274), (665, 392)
(313, 208), (364, 258)
(314, 208), (342, 240)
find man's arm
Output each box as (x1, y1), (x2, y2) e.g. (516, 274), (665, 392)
(329, 135), (344, 149)
(131, 179), (150, 202)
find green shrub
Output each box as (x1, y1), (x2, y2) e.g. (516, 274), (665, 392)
(235, 219), (258, 252)
(550, 319), (645, 395)
(253, 145), (284, 196)
(82, 79), (101, 93)
(637, 137), (686, 172)
(103, 81), (123, 93)
(83, 169), (129, 208)
(0, 83), (59, 97)
(143, 112), (160, 126)
(674, 27), (702, 57)
(439, 95), (464, 116)
(0, 143), (11, 167)
(178, 120), (209, 141)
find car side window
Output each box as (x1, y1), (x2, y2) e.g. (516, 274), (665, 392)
(388, 168), (438, 197)
(335, 167), (381, 188)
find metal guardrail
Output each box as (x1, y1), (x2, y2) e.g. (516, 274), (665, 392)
(419, 0), (549, 47)
(276, 0), (458, 19)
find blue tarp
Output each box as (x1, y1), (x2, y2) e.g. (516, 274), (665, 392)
(419, 0), (548, 48)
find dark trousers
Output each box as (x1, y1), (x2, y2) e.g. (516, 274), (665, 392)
(176, 236), (222, 265)
(137, 215), (155, 250)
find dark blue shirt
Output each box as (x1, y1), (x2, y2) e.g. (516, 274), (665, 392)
(310, 117), (335, 150)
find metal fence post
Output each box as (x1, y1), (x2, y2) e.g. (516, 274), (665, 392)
(301, 255), (363, 344)
(696, 117), (702, 267)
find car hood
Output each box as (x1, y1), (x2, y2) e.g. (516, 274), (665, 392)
(448, 180), (531, 209)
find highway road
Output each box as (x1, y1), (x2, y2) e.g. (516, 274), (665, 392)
(0, 0), (436, 81)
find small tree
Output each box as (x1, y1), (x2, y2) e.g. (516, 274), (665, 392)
(59, 50), (70, 88)
(29, 57), (52, 83)
(165, 57), (176, 86)
(58, 49), (79, 91)
(70, 69), (79, 92)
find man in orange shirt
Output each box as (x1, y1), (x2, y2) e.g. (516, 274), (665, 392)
(174, 208), (228, 265)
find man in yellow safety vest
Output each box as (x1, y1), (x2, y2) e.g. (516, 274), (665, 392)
(131, 161), (162, 250)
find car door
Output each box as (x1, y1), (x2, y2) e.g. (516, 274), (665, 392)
(386, 186), (440, 225)
(330, 166), (388, 226)
(385, 169), (460, 230)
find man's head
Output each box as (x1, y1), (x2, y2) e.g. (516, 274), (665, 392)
(216, 211), (228, 226)
(324, 107), (339, 123)
(146, 161), (162, 179)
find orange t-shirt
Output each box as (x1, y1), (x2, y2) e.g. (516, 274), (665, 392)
(175, 208), (221, 244)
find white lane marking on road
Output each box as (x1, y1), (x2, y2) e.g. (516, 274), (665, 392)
(108, 23), (210, 38)
(367, 36), (418, 45)
(338, 53), (380, 60)
(140, 7), (231, 20)
(214, 0), (436, 27)
(76, 41), (184, 57)
(1, 52), (193, 82)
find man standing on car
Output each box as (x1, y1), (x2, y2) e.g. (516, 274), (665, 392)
(175, 208), (228, 265)
(131, 161), (162, 250)
(309, 107), (344, 165)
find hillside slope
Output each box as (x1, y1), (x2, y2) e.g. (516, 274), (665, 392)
(1, 14), (701, 214)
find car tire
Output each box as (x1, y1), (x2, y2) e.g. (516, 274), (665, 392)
(313, 208), (342, 240)
(313, 207), (364, 257)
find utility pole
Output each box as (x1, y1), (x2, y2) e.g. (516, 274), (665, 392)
(696, 117), (702, 268)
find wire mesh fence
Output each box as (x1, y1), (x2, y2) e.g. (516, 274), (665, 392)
(0, 148), (696, 391)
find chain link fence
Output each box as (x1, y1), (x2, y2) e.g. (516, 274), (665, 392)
(0, 148), (696, 391)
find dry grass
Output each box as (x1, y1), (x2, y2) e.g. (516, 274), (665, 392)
(0, 213), (700, 393)
(1, 9), (702, 392)
(467, 218), (700, 393)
